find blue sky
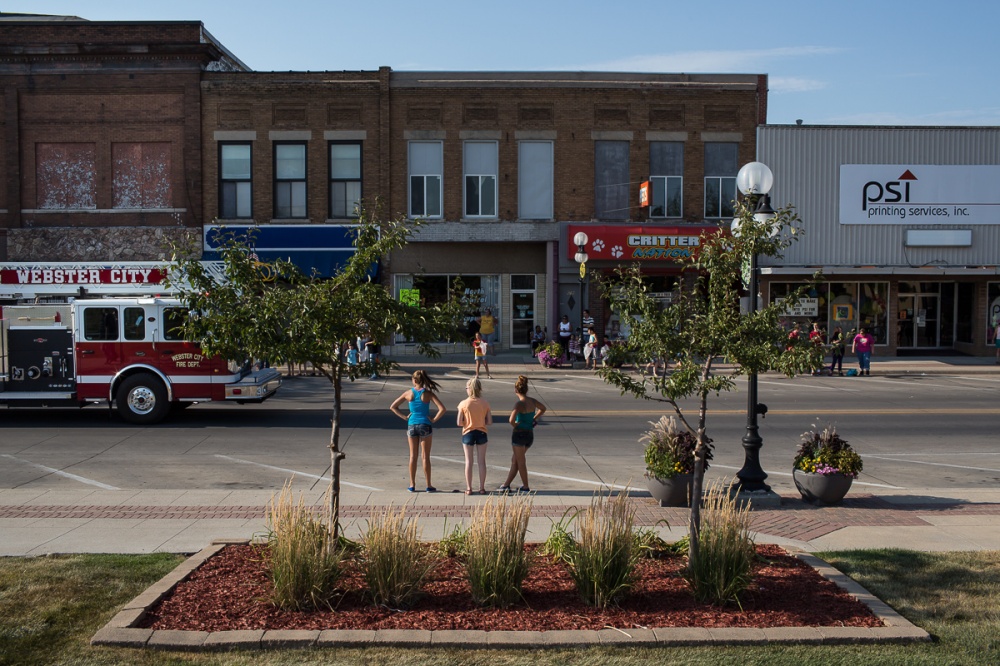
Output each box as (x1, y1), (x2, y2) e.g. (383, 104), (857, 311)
(15, 1), (1000, 126)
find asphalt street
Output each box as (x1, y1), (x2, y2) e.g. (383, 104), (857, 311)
(2, 367), (998, 498)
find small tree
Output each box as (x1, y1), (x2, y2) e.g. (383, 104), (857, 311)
(166, 201), (465, 537)
(597, 198), (822, 570)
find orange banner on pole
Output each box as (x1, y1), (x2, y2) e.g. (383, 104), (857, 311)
(639, 181), (650, 207)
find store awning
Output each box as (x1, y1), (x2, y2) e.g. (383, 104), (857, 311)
(203, 224), (366, 278)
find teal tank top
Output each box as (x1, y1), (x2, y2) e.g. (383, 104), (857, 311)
(514, 410), (534, 430)
(408, 388), (431, 425)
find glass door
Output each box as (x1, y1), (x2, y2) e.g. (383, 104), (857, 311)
(914, 293), (940, 347)
(898, 291), (941, 348)
(510, 275), (536, 348)
(897, 295), (915, 347)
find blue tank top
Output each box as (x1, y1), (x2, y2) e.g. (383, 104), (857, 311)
(514, 410), (534, 430)
(408, 388), (431, 425)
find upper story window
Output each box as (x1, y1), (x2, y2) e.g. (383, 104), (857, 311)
(36, 143), (96, 209)
(274, 142), (307, 218)
(408, 141), (443, 218)
(220, 143), (252, 218)
(330, 141), (361, 219)
(649, 142), (683, 218)
(464, 141), (497, 218)
(704, 142), (738, 219)
(113, 142), (172, 209)
(518, 141), (553, 220)
(595, 140), (630, 220)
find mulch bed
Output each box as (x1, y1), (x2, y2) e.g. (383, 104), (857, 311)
(141, 544), (881, 631)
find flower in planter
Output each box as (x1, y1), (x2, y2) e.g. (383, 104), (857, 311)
(537, 341), (565, 368)
(794, 424), (863, 478)
(640, 415), (712, 479)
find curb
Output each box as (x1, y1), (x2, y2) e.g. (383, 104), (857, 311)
(91, 539), (931, 651)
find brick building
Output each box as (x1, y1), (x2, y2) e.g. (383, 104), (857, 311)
(1, 15), (765, 353)
(201, 69), (766, 350)
(0, 14), (246, 297)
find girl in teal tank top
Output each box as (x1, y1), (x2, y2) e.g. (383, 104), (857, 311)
(499, 375), (547, 493)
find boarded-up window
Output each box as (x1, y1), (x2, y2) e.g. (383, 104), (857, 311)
(36, 143), (96, 209)
(595, 140), (629, 220)
(113, 143), (172, 209)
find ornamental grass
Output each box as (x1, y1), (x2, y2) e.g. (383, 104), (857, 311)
(464, 494), (533, 608)
(362, 504), (434, 608)
(567, 489), (639, 607)
(265, 481), (343, 611)
(684, 478), (756, 606)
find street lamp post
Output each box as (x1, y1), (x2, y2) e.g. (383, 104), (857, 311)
(573, 231), (589, 344)
(731, 162), (777, 494)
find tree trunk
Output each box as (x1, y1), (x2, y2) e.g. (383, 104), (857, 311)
(687, 382), (711, 571)
(328, 364), (346, 540)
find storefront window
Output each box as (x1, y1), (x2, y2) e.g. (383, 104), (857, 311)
(988, 283), (1000, 345)
(394, 274), (500, 343)
(769, 281), (888, 344)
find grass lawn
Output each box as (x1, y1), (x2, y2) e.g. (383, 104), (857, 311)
(1, 549), (997, 665)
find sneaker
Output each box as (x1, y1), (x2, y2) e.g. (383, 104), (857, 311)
(496, 485), (511, 493)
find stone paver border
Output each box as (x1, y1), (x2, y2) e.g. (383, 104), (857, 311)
(91, 539), (930, 651)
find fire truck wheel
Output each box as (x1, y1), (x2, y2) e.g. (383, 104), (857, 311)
(116, 374), (169, 425)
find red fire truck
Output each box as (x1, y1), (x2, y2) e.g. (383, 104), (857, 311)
(0, 297), (282, 424)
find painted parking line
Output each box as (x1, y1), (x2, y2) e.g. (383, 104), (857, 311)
(429, 455), (636, 491)
(754, 378), (858, 392)
(1, 454), (120, 490)
(214, 454), (382, 491)
(710, 463), (902, 489)
(550, 408), (1000, 416)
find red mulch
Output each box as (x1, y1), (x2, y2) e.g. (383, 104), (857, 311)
(141, 544), (881, 631)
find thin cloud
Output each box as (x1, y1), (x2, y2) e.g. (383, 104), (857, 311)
(824, 107), (1000, 126)
(576, 46), (843, 73)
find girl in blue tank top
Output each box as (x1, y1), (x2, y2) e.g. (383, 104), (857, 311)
(390, 370), (446, 493)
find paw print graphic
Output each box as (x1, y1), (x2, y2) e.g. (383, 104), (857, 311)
(611, 245), (624, 258)
(591, 239), (605, 252)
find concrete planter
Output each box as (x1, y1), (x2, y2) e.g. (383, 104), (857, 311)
(793, 469), (853, 505)
(645, 474), (693, 507)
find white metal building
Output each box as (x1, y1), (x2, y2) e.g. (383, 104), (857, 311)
(757, 125), (1000, 356)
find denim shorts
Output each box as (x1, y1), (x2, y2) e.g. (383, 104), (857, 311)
(511, 430), (534, 448)
(407, 423), (433, 438)
(462, 430), (488, 446)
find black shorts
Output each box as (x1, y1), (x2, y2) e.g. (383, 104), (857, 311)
(512, 430), (534, 448)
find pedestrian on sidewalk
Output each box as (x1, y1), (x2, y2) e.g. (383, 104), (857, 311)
(473, 332), (492, 379)
(479, 308), (497, 355)
(852, 327), (873, 376)
(558, 314), (572, 349)
(584, 326), (599, 370)
(530, 325), (545, 357)
(994, 320), (1000, 364)
(499, 375), (546, 493)
(389, 370), (446, 493)
(828, 325), (845, 376)
(457, 378), (492, 495)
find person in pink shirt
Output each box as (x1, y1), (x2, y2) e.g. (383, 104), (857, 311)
(457, 378), (492, 495)
(851, 327), (874, 376)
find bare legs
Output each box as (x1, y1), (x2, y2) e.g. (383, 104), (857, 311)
(407, 435), (433, 488)
(503, 446), (529, 488)
(463, 443), (488, 493)
(475, 358), (491, 379)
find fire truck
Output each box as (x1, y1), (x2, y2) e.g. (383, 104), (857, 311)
(0, 297), (282, 424)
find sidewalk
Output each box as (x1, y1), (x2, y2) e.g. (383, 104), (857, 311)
(387, 348), (1000, 379)
(3, 485), (1000, 556)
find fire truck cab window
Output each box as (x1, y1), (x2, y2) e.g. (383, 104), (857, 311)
(162, 307), (188, 341)
(124, 307), (145, 340)
(83, 308), (119, 341)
